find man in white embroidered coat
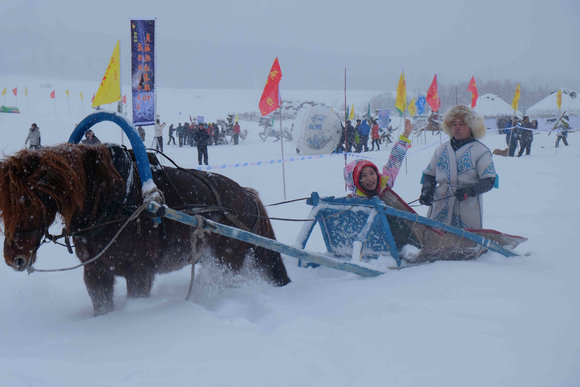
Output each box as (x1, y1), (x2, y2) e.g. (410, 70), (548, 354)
(419, 105), (497, 229)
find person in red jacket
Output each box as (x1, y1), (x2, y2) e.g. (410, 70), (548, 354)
(233, 121), (241, 145)
(370, 119), (381, 151)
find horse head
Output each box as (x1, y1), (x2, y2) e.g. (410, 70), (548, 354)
(0, 145), (120, 271)
(3, 201), (57, 271)
(0, 152), (62, 271)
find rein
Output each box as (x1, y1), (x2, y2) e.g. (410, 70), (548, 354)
(27, 203), (148, 273)
(41, 216), (130, 252)
(408, 193), (461, 208)
(265, 197), (310, 207)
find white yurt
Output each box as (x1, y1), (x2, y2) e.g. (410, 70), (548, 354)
(526, 89), (580, 130)
(474, 93), (521, 131)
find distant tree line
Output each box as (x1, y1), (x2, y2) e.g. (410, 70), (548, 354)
(369, 79), (555, 114)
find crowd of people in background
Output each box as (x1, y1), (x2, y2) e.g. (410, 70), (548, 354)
(136, 121), (239, 146)
(501, 115), (539, 156)
(22, 109), (572, 168)
(134, 118), (242, 166)
(336, 117), (393, 153)
(500, 113), (570, 157)
(22, 115), (241, 167)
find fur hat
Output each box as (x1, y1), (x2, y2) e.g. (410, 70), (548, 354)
(441, 105), (486, 139)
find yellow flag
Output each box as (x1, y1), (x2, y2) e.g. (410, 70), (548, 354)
(348, 104), (355, 120)
(395, 70), (406, 115)
(1, 87), (6, 96)
(556, 89), (562, 110)
(92, 40), (121, 107)
(234, 113), (239, 123)
(24, 88), (28, 96)
(65, 89), (70, 98)
(511, 84), (521, 112)
(408, 98), (417, 116)
(80, 92), (84, 101)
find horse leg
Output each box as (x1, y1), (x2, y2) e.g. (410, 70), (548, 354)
(252, 246), (291, 286)
(83, 266), (115, 316)
(212, 238), (290, 286)
(125, 269), (155, 299)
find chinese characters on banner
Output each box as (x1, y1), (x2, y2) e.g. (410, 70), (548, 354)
(131, 19), (155, 126)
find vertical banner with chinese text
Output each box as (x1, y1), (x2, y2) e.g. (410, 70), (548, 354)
(131, 19), (155, 126)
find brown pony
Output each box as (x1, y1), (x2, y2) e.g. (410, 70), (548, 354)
(0, 144), (290, 315)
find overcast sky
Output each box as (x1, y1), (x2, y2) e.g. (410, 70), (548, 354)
(1, 0), (578, 91)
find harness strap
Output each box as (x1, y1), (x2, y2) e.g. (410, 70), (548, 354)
(150, 149), (260, 233)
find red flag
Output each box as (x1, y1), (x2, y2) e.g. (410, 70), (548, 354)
(426, 74), (440, 112)
(50, 90), (55, 99)
(12, 88), (17, 96)
(467, 76), (478, 108)
(122, 94), (127, 104)
(258, 57), (282, 116)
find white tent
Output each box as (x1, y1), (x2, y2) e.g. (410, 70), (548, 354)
(526, 89), (580, 116)
(474, 93), (521, 131)
(474, 93), (521, 118)
(526, 90), (580, 130)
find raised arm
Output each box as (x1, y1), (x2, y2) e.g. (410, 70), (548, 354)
(382, 119), (412, 188)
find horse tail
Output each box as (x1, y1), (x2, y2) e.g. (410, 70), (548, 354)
(245, 187), (291, 286)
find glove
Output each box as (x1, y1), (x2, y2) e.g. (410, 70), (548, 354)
(419, 193), (433, 206)
(454, 185), (475, 201)
(419, 174), (436, 206)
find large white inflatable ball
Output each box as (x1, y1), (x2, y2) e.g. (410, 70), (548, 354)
(294, 106), (342, 155)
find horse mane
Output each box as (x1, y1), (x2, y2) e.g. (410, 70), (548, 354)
(0, 144), (123, 239)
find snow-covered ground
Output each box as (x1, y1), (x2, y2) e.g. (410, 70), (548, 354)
(0, 78), (579, 387)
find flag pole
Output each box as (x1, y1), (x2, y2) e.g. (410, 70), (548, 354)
(118, 38), (125, 146)
(344, 67), (348, 174)
(278, 99), (287, 199)
(404, 109), (409, 174)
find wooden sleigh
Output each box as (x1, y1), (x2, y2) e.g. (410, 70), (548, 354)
(296, 189), (527, 270)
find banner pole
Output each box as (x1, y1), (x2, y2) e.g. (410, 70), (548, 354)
(118, 38), (124, 146)
(279, 101), (287, 199)
(344, 67), (347, 166)
(344, 67), (348, 192)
